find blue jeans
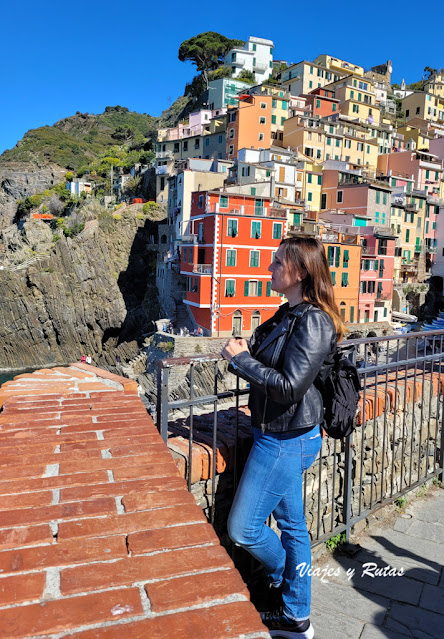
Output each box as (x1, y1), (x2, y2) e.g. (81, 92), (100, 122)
(228, 425), (322, 621)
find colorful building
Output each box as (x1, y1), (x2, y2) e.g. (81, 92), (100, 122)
(359, 230), (395, 322)
(401, 92), (444, 123)
(182, 190), (287, 336)
(224, 36), (274, 84)
(281, 60), (343, 96)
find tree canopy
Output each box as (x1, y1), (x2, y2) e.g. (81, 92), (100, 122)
(178, 32), (244, 87)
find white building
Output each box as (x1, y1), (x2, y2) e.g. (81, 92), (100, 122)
(66, 179), (92, 196)
(224, 36), (274, 84)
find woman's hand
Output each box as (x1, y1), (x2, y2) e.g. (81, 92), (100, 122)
(221, 338), (249, 361)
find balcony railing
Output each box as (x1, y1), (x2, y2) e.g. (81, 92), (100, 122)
(426, 245), (437, 253)
(156, 151), (174, 159)
(192, 264), (212, 274)
(156, 331), (444, 546)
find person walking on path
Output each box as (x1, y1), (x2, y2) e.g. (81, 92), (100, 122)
(222, 236), (344, 639)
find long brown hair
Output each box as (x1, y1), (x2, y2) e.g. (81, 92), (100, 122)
(280, 236), (346, 340)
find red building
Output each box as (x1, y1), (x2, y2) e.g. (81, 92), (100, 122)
(304, 87), (340, 118)
(181, 190), (287, 336)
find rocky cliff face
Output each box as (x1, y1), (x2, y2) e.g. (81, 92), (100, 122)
(0, 163), (66, 229)
(0, 212), (160, 370)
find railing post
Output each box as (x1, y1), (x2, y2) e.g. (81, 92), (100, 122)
(156, 362), (169, 444)
(344, 433), (353, 542)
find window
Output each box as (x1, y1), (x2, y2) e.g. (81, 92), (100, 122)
(282, 101), (288, 110)
(337, 191), (343, 203)
(332, 103), (337, 112)
(335, 139), (340, 147)
(281, 117), (286, 125)
(379, 259), (384, 278)
(341, 272), (348, 287)
(317, 175), (322, 185)
(218, 135), (223, 144)
(183, 140), (188, 151)
(316, 99), (321, 109)
(225, 279), (235, 297)
(255, 199), (264, 216)
(331, 271), (336, 285)
(229, 128), (235, 139)
(350, 90), (354, 99)
(253, 57), (256, 67)
(226, 249), (237, 266)
(259, 133), (264, 141)
(194, 139), (200, 149)
(383, 193), (387, 205)
(260, 102), (267, 109)
(245, 280), (262, 296)
(350, 306), (354, 323)
(220, 195), (228, 208)
(252, 44), (256, 51)
(250, 250), (260, 267)
(228, 145), (234, 155)
(309, 81), (313, 88)
(259, 116), (266, 124)
(307, 192), (312, 202)
(232, 310), (242, 335)
(376, 191), (380, 204)
(251, 187), (256, 195)
(343, 249), (349, 268)
(232, 53), (236, 62)
(251, 220), (262, 238)
(353, 104), (359, 113)
(227, 219), (238, 237)
(327, 246), (341, 267)
(308, 173), (312, 184)
(271, 115), (276, 124)
(379, 239), (387, 255)
(272, 223), (282, 239)
(198, 194), (204, 209)
(327, 137), (332, 146)
(272, 98), (277, 108)
(357, 142), (364, 151)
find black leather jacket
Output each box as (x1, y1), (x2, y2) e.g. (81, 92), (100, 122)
(228, 303), (337, 432)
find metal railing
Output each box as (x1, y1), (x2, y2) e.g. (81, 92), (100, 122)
(193, 264), (212, 274)
(157, 331), (444, 546)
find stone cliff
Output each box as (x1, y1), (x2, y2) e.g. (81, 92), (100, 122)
(0, 209), (161, 370)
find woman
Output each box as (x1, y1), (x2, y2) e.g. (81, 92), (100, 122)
(222, 236), (345, 639)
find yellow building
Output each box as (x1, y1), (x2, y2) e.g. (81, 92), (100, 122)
(401, 92), (444, 123)
(314, 54), (364, 77)
(423, 73), (444, 99)
(282, 114), (379, 171)
(302, 161), (323, 211)
(281, 60), (344, 97)
(323, 75), (381, 124)
(397, 120), (432, 150)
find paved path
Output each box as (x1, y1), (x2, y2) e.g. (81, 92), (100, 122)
(310, 486), (444, 639)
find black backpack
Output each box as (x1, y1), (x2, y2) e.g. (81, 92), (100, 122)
(317, 345), (362, 439)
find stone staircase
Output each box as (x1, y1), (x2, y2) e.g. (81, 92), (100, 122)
(174, 300), (197, 333)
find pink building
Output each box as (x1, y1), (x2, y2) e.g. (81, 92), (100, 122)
(359, 231), (395, 323)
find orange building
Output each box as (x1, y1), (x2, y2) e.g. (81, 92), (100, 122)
(226, 94), (274, 160)
(320, 226), (361, 324)
(182, 190), (287, 336)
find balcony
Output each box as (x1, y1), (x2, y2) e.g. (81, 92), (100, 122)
(156, 151), (174, 159)
(414, 242), (424, 253)
(181, 234), (198, 243)
(426, 245), (437, 253)
(193, 264), (212, 274)
(405, 203), (419, 212)
(288, 225), (304, 234)
(361, 246), (377, 256)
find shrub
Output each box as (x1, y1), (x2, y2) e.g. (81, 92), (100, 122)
(52, 234), (61, 242)
(395, 496), (407, 509)
(158, 341), (174, 353)
(113, 214), (122, 220)
(325, 533), (346, 551)
(136, 214), (144, 220)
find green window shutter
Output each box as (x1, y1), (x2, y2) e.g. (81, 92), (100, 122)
(331, 271), (336, 285)
(335, 247), (341, 267)
(271, 115), (276, 124)
(244, 281), (249, 296)
(327, 246), (334, 266)
(376, 192), (380, 204)
(343, 249), (349, 267)
(266, 281), (271, 297)
(406, 229), (410, 242)
(272, 99), (277, 108)
(251, 187), (256, 195)
(258, 281), (263, 296)
(317, 175), (322, 185)
(426, 170), (430, 179)
(308, 174), (312, 183)
(350, 306), (354, 323)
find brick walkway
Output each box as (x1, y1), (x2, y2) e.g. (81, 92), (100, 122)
(0, 365), (268, 639)
(310, 487), (444, 639)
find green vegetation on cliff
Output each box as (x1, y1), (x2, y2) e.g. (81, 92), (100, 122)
(0, 106), (158, 172)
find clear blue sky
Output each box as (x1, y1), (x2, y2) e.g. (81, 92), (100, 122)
(0, 0), (438, 155)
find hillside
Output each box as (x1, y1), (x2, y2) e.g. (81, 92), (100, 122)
(0, 107), (159, 172)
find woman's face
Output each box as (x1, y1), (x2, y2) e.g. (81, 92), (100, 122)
(268, 245), (303, 296)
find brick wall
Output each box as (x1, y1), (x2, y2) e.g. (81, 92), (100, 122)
(0, 365), (268, 639)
